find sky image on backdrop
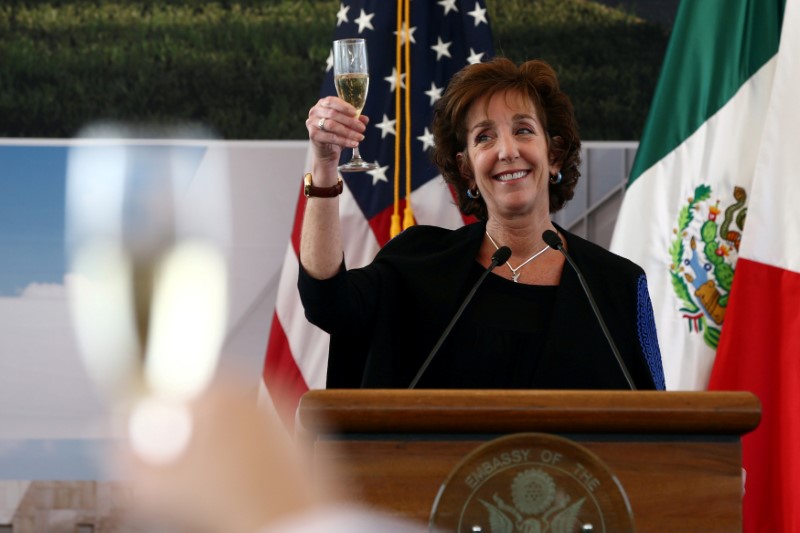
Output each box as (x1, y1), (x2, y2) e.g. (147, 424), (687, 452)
(0, 146), (69, 297)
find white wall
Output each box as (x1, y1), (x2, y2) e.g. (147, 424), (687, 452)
(0, 139), (308, 478)
(0, 139), (635, 478)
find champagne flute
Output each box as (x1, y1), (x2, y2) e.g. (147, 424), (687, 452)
(333, 38), (377, 172)
(66, 124), (230, 464)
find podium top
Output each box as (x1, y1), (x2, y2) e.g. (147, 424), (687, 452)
(297, 389), (760, 436)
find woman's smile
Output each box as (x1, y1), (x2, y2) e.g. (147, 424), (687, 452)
(493, 169), (530, 183)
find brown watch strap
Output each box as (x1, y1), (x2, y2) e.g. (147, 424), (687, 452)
(303, 173), (343, 198)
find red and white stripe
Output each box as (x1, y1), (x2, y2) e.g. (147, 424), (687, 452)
(260, 176), (464, 423)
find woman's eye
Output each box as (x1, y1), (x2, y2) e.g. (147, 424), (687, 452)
(475, 133), (492, 143)
(517, 127), (534, 135)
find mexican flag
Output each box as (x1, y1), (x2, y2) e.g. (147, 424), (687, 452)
(708, 0), (800, 529)
(610, 1), (785, 390)
(612, 0), (799, 528)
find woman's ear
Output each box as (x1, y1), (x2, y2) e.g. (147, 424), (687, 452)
(456, 151), (473, 179)
(549, 135), (565, 175)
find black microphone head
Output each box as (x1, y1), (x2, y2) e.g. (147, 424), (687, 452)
(492, 246), (512, 265)
(542, 230), (563, 250)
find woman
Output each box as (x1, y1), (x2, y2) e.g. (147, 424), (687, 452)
(300, 57), (665, 390)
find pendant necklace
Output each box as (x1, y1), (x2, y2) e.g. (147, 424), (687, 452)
(486, 231), (551, 283)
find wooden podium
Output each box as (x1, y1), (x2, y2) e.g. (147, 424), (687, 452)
(297, 390), (760, 532)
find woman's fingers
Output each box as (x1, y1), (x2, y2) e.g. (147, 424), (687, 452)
(315, 96), (364, 127)
(307, 97), (366, 146)
(307, 117), (362, 148)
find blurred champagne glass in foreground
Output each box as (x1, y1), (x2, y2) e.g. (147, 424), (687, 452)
(65, 124), (230, 465)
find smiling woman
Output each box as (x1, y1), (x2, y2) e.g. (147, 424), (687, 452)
(298, 57), (666, 392)
(435, 59), (580, 224)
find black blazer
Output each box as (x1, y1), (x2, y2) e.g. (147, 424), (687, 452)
(299, 221), (665, 390)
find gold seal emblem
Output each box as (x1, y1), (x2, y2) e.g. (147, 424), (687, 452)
(430, 433), (633, 532)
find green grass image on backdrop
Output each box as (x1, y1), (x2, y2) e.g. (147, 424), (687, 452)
(0, 0), (669, 140)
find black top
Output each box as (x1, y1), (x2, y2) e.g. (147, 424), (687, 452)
(424, 261), (558, 388)
(298, 221), (665, 391)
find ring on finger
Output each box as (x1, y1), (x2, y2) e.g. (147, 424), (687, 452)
(317, 117), (327, 131)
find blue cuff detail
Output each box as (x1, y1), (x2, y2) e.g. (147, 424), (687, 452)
(637, 274), (666, 390)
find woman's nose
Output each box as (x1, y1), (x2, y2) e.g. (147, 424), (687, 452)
(497, 133), (519, 162)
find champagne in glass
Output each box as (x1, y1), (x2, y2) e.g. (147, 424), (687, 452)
(334, 73), (369, 115)
(333, 38), (377, 172)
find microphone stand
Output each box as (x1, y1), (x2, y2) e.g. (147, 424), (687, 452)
(543, 230), (637, 390)
(408, 246), (511, 389)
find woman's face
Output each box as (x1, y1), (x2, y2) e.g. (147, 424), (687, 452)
(459, 90), (560, 221)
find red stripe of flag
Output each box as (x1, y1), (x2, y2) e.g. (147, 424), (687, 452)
(263, 314), (310, 427)
(709, 258), (800, 531)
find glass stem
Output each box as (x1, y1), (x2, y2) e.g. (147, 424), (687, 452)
(351, 144), (363, 162)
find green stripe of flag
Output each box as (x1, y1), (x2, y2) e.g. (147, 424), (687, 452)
(628, 0), (786, 186)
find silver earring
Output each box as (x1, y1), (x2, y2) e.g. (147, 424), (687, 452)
(466, 188), (481, 199)
(549, 171), (563, 185)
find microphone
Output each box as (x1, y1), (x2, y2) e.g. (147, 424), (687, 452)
(408, 246), (511, 389)
(542, 230), (637, 390)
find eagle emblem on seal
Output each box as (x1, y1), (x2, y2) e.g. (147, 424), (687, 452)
(669, 184), (747, 348)
(477, 468), (586, 533)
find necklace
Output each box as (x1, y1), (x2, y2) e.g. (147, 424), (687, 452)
(486, 231), (551, 283)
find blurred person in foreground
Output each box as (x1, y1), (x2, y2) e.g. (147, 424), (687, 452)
(116, 376), (426, 533)
(300, 57), (665, 390)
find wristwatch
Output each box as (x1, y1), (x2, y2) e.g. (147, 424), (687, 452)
(303, 173), (343, 198)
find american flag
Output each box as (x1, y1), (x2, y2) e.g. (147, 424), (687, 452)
(261, 0), (494, 422)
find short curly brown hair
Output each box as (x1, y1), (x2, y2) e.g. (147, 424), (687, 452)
(430, 57), (581, 220)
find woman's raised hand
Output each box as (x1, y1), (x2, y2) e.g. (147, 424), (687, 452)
(306, 96), (368, 166)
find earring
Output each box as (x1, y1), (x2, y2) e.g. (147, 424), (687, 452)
(466, 188), (481, 199)
(549, 171), (563, 185)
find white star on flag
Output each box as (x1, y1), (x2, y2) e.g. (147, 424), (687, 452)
(374, 114), (397, 138)
(384, 67), (406, 92)
(438, 0), (459, 15)
(262, 0), (496, 428)
(417, 127), (435, 151)
(431, 37), (453, 60)
(325, 50), (333, 72)
(336, 3), (349, 26)
(354, 9), (375, 33)
(467, 47), (484, 64)
(367, 163), (390, 185)
(468, 2), (488, 26)
(424, 82), (443, 106)
(394, 22), (417, 46)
